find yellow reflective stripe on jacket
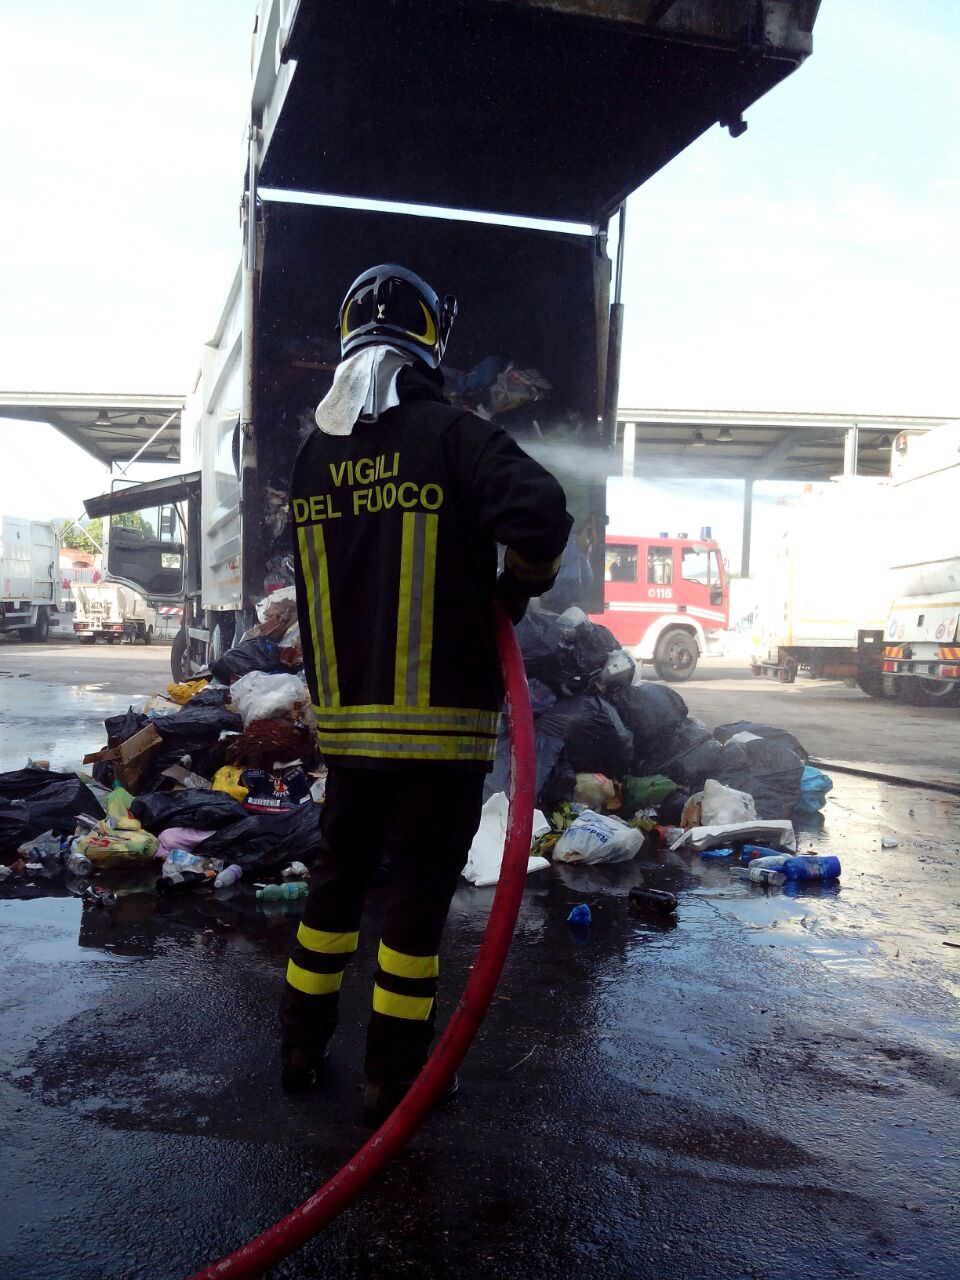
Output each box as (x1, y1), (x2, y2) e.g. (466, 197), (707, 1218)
(395, 511), (439, 708)
(373, 984), (434, 1021)
(297, 523), (340, 707)
(417, 515), (438, 706)
(378, 941), (439, 980)
(313, 703), (500, 735)
(394, 511), (416, 703)
(286, 959), (344, 996)
(297, 924), (359, 955)
(314, 729), (496, 761)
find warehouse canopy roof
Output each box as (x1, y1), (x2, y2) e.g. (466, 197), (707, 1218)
(616, 408), (953, 481)
(0, 392), (184, 466)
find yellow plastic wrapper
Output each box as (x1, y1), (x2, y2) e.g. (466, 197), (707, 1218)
(212, 765), (248, 803)
(106, 787), (136, 818)
(76, 823), (158, 868)
(166, 679), (209, 705)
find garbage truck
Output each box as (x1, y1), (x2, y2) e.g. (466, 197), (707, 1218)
(83, 0), (822, 681)
(751, 478), (895, 695)
(870, 421), (960, 707)
(0, 516), (60, 642)
(73, 582), (158, 645)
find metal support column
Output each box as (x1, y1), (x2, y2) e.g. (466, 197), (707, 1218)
(843, 423), (860, 476)
(741, 476), (754, 577)
(622, 420), (636, 478)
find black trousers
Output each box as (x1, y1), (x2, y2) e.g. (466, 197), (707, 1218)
(280, 766), (485, 1083)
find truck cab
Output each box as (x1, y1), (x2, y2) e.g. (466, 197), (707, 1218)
(590, 535), (728, 680)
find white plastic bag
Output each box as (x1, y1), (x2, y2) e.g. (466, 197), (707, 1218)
(700, 778), (756, 825)
(462, 792), (550, 887)
(229, 670), (307, 726)
(670, 819), (796, 853)
(554, 810), (643, 865)
(256, 585), (297, 624)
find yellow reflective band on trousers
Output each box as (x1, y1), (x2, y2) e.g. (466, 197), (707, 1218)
(378, 940), (439, 980)
(286, 959), (344, 996)
(373, 984), (435, 1021)
(395, 511), (439, 708)
(297, 522), (340, 707)
(297, 924), (359, 955)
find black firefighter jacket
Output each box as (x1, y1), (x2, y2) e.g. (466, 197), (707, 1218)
(290, 364), (572, 770)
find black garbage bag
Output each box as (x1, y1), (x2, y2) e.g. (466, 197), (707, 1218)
(197, 802), (323, 870)
(0, 802), (29, 853)
(0, 776), (102, 853)
(536, 737), (576, 812)
(148, 705), (243, 778)
(713, 721), (809, 763)
(186, 684), (231, 709)
(715, 736), (805, 819)
(130, 788), (247, 834)
(211, 638), (285, 684)
(614, 684), (688, 748)
(527, 678), (557, 717)
(104, 707), (150, 746)
(536, 695), (633, 778)
(483, 727), (572, 812)
(640, 718), (723, 790)
(0, 767), (85, 802)
(515, 611), (565, 692)
(557, 619), (619, 694)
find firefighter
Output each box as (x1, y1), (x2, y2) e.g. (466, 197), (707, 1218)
(281, 263), (572, 1124)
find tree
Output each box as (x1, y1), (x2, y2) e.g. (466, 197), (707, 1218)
(54, 511), (153, 552)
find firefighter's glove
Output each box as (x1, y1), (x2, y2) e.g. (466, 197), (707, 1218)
(495, 570), (530, 625)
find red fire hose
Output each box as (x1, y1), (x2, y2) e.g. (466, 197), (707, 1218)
(186, 602), (536, 1280)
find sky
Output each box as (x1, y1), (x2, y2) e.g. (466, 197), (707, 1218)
(0, 0), (957, 544)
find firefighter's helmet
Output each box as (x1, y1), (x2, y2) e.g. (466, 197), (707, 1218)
(339, 264), (457, 368)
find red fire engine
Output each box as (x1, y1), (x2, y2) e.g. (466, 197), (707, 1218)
(588, 533), (729, 681)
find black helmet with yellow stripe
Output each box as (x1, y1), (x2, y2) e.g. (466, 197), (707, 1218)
(339, 264), (457, 369)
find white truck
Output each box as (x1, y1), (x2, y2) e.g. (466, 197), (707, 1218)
(751, 478), (895, 695)
(81, 0), (822, 682)
(874, 421), (960, 706)
(73, 582), (158, 645)
(0, 516), (60, 642)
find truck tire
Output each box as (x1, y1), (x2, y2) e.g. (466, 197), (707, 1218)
(30, 608), (50, 643)
(653, 629), (698, 682)
(898, 677), (960, 708)
(82, 634), (96, 645)
(170, 626), (189, 682)
(856, 667), (886, 698)
(142, 625), (153, 646)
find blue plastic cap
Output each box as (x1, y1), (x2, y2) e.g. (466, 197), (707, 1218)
(567, 903), (592, 925)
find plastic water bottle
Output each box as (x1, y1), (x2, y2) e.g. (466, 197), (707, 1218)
(749, 866), (785, 886)
(747, 855), (789, 886)
(65, 848), (93, 876)
(740, 843), (778, 866)
(214, 864), (242, 889)
(257, 881), (308, 901)
(781, 855), (841, 881)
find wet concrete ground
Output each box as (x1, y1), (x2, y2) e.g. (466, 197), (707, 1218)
(0, 642), (958, 1278)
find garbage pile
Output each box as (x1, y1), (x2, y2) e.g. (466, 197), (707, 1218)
(471, 605), (837, 892)
(0, 589), (324, 900)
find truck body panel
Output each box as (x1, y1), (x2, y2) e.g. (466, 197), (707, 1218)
(0, 517), (60, 639)
(86, 0), (820, 680)
(880, 422), (960, 700)
(752, 479), (894, 683)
